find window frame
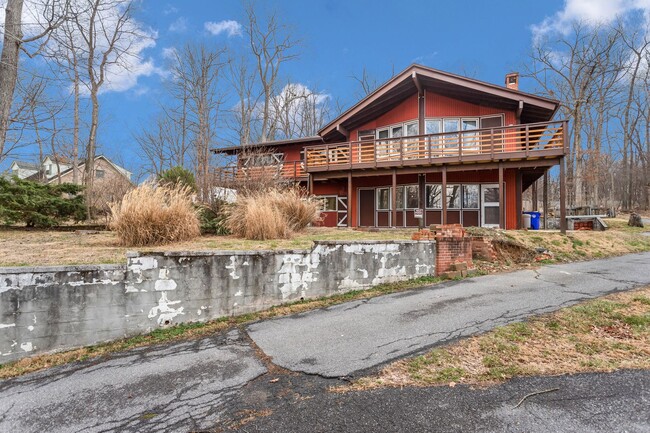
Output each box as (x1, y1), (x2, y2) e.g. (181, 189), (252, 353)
(446, 184), (462, 209)
(425, 184), (442, 209)
(376, 187), (391, 211)
(462, 184), (480, 209)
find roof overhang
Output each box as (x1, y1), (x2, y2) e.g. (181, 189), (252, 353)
(212, 136), (324, 155)
(319, 64), (560, 141)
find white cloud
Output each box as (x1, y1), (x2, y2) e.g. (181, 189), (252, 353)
(0, 0), (161, 95)
(204, 20), (243, 37)
(162, 46), (178, 60)
(532, 0), (650, 42)
(163, 5), (178, 15)
(168, 16), (187, 33)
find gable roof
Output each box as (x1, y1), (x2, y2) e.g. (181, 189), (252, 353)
(319, 64), (560, 141)
(46, 155), (132, 184)
(10, 161), (40, 171)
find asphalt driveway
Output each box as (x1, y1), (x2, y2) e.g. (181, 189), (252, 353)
(0, 252), (649, 432)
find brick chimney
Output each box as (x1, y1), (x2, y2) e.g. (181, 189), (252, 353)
(505, 72), (519, 90)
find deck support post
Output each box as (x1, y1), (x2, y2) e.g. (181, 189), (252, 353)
(418, 173), (426, 228)
(543, 170), (548, 230)
(347, 171), (353, 227)
(532, 179), (538, 212)
(391, 169), (397, 228)
(308, 174), (314, 195)
(516, 171), (523, 229)
(442, 166), (447, 225)
(560, 157), (567, 234)
(498, 163), (504, 229)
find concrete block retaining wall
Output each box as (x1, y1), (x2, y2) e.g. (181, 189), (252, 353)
(0, 240), (435, 363)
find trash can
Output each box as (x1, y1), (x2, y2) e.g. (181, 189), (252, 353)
(524, 211), (541, 230)
(522, 213), (532, 229)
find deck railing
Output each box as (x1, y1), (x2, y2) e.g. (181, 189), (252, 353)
(212, 160), (306, 183)
(305, 120), (566, 172)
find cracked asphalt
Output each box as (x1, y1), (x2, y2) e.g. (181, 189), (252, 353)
(0, 252), (649, 432)
(247, 252), (650, 377)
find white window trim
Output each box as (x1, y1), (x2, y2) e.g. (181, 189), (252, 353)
(462, 184), (480, 209)
(376, 187), (392, 211)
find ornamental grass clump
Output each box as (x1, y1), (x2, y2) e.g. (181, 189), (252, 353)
(109, 182), (200, 246)
(225, 187), (321, 240)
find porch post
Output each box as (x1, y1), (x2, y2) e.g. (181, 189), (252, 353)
(560, 157), (567, 234)
(531, 179), (538, 212)
(498, 163), (504, 229)
(347, 171), (353, 227)
(418, 173), (426, 228)
(543, 170), (548, 230)
(308, 174), (314, 195)
(442, 166), (447, 225)
(391, 169), (397, 228)
(516, 170), (523, 229)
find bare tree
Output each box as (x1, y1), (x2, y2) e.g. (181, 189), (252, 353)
(526, 22), (621, 208)
(0, 0), (69, 162)
(169, 43), (227, 199)
(243, 1), (298, 142)
(350, 66), (379, 99)
(616, 24), (650, 210)
(70, 0), (147, 217)
(134, 111), (190, 177)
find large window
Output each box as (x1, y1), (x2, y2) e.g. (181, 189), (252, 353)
(405, 122), (419, 137)
(426, 184), (442, 209)
(447, 184), (461, 209)
(396, 186), (404, 210)
(462, 184), (479, 209)
(377, 188), (391, 210)
(462, 119), (479, 151)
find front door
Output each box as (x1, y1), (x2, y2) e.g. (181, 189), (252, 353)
(481, 184), (500, 228)
(359, 189), (375, 227)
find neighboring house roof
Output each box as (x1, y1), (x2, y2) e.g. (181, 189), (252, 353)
(319, 64), (560, 141)
(10, 161), (40, 171)
(46, 155), (133, 184)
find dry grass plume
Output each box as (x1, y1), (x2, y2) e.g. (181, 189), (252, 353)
(225, 187), (321, 240)
(109, 182), (200, 246)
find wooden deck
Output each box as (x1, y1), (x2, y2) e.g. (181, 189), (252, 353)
(305, 120), (567, 173)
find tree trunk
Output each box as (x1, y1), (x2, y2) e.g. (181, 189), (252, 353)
(85, 89), (100, 219)
(0, 0), (24, 159)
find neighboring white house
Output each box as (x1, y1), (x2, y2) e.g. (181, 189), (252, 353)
(5, 155), (131, 184)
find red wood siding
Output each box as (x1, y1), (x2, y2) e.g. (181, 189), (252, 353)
(351, 94), (419, 140)
(425, 91), (516, 124)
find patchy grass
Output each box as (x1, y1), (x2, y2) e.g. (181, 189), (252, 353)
(469, 217), (650, 274)
(0, 227), (415, 267)
(0, 275), (443, 380)
(347, 286), (650, 390)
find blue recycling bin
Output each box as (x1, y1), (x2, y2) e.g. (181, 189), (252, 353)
(524, 211), (541, 230)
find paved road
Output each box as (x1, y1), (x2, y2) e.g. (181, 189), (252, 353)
(235, 370), (650, 433)
(0, 252), (649, 432)
(247, 252), (650, 377)
(0, 330), (266, 433)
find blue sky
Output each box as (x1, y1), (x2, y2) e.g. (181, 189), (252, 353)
(8, 0), (641, 178)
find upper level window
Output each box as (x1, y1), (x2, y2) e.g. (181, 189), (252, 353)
(405, 122), (419, 137)
(95, 169), (105, 179)
(391, 126), (403, 138)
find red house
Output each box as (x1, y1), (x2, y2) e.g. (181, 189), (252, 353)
(215, 64), (568, 232)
